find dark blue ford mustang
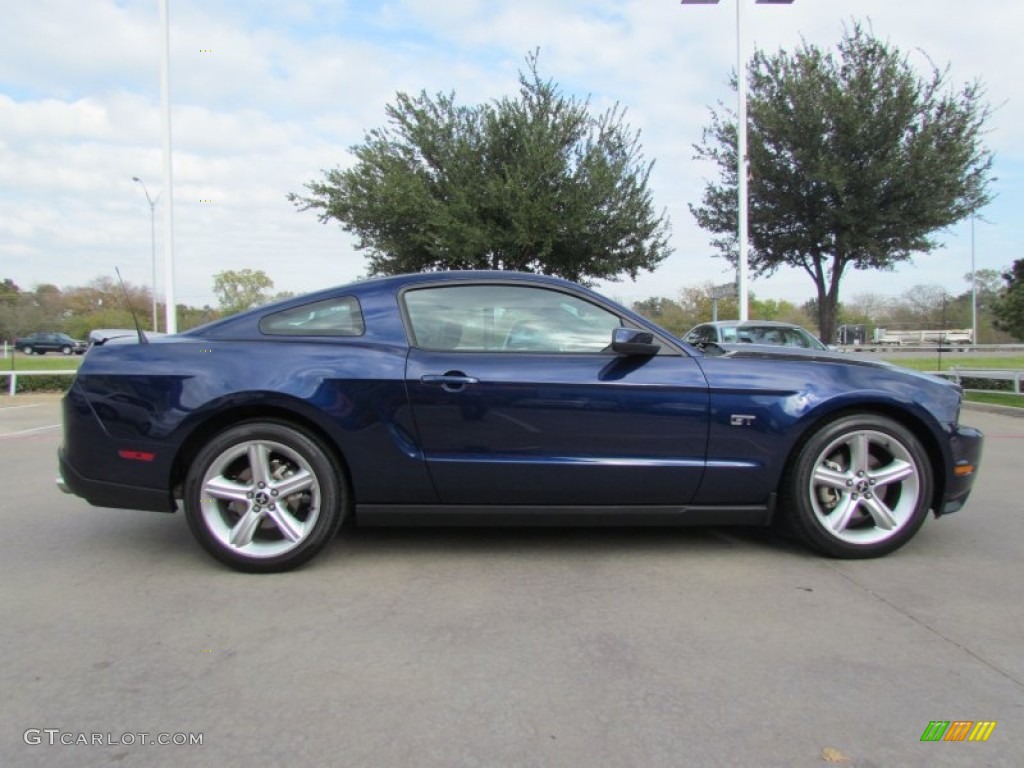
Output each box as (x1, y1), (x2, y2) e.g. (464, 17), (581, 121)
(58, 271), (982, 572)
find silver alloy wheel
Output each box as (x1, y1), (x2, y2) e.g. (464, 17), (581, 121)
(198, 439), (321, 559)
(807, 429), (921, 545)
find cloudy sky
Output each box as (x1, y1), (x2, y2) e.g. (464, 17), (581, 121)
(1, 0), (1021, 314)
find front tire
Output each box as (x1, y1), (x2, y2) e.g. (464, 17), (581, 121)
(184, 421), (347, 572)
(22, 346), (33, 355)
(781, 414), (933, 558)
(61, 345), (73, 355)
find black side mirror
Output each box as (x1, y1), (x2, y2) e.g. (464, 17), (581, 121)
(611, 327), (659, 357)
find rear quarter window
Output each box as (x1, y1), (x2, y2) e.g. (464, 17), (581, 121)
(259, 296), (365, 336)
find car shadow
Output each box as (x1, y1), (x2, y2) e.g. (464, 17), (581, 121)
(72, 508), (811, 572)
(327, 523), (809, 562)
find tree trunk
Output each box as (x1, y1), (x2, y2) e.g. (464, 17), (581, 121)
(818, 296), (837, 346)
(814, 262), (844, 346)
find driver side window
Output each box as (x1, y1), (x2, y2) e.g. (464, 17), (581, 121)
(404, 284), (623, 353)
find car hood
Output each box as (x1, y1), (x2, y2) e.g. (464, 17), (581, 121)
(707, 343), (958, 389)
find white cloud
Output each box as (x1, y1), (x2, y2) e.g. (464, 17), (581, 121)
(0, 0), (1021, 320)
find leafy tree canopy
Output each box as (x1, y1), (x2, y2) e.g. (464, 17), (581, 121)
(992, 260), (1024, 339)
(0, 278), (21, 306)
(289, 51), (672, 285)
(212, 269), (275, 316)
(691, 20), (993, 343)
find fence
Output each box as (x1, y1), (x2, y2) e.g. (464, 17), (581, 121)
(932, 368), (1024, 395)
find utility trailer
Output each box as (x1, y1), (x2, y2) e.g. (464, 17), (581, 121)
(872, 328), (973, 348)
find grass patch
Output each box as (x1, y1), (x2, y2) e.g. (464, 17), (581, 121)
(964, 391), (1024, 409)
(1, 354), (83, 371)
(883, 355), (1024, 372)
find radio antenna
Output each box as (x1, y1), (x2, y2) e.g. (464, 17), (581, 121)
(115, 267), (149, 344)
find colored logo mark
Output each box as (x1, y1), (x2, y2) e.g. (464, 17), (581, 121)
(920, 720), (996, 742)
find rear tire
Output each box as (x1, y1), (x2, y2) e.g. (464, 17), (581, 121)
(22, 346), (33, 355)
(61, 345), (73, 355)
(780, 414), (933, 558)
(183, 420), (347, 572)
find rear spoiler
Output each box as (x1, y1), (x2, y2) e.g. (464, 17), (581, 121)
(88, 329), (167, 346)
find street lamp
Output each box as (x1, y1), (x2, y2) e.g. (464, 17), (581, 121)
(132, 176), (160, 332)
(159, 0), (177, 333)
(682, 0), (795, 321)
(970, 215), (976, 348)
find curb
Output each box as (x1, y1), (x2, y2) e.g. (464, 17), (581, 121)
(962, 401), (1024, 419)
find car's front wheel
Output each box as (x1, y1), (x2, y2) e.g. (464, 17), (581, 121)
(184, 421), (347, 572)
(781, 414), (933, 558)
(61, 345), (73, 355)
(21, 346), (33, 355)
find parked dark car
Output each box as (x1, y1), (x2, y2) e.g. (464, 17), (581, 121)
(57, 271), (982, 572)
(683, 320), (828, 351)
(14, 332), (87, 355)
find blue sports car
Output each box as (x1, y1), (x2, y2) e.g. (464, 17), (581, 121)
(58, 271), (982, 572)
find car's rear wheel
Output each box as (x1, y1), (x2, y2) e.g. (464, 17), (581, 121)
(781, 414), (932, 558)
(184, 421), (347, 572)
(61, 345), (72, 355)
(21, 346), (33, 355)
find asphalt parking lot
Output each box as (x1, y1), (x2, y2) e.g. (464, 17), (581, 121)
(1, 395), (1021, 767)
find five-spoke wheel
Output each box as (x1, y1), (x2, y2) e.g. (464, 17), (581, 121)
(782, 414), (933, 558)
(184, 421), (347, 572)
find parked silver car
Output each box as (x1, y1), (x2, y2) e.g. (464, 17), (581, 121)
(683, 320), (827, 351)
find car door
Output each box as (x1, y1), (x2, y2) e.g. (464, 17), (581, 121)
(402, 283), (710, 506)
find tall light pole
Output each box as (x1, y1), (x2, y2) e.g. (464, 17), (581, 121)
(682, 0), (794, 320)
(132, 177), (159, 332)
(159, 0), (177, 333)
(970, 215), (977, 348)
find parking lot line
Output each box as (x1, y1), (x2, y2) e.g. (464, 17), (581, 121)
(0, 424), (60, 438)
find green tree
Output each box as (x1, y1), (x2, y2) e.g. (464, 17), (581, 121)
(32, 284), (66, 320)
(289, 51), (672, 284)
(62, 277), (154, 333)
(992, 260), (1024, 339)
(749, 297), (813, 327)
(212, 269), (275, 316)
(631, 297), (691, 336)
(964, 268), (1010, 343)
(970, 268), (1005, 298)
(177, 304), (221, 331)
(0, 279), (24, 341)
(0, 278), (20, 305)
(691, 21), (993, 343)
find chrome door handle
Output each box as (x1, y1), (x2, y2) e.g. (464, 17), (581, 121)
(420, 373), (479, 391)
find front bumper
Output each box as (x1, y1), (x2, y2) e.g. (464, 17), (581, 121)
(938, 424), (984, 515)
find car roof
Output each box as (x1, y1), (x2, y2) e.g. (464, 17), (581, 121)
(697, 320), (805, 329)
(180, 270), (676, 349)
